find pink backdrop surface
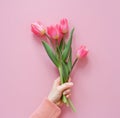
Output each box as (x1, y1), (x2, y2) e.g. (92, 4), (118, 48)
(0, 0), (120, 118)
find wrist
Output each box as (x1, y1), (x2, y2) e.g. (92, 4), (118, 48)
(48, 96), (56, 104)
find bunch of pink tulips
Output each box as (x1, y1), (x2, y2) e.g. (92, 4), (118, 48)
(31, 18), (88, 112)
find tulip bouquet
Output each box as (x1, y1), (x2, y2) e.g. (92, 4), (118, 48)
(31, 18), (88, 112)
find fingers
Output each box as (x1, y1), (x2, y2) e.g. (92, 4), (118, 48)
(63, 89), (71, 95)
(57, 82), (73, 92)
(63, 89), (71, 99)
(66, 94), (71, 98)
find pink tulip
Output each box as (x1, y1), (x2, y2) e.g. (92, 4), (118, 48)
(31, 21), (46, 36)
(59, 18), (69, 34)
(77, 45), (88, 58)
(47, 24), (62, 40)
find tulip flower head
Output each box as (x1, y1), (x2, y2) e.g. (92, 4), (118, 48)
(47, 24), (62, 40)
(31, 22), (46, 36)
(77, 45), (88, 59)
(60, 18), (69, 34)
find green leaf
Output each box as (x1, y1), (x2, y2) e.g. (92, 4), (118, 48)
(59, 38), (64, 51)
(62, 28), (74, 61)
(70, 47), (72, 62)
(56, 46), (61, 58)
(67, 47), (72, 74)
(42, 41), (59, 67)
(59, 38), (65, 52)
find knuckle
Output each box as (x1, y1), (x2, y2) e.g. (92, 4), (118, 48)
(64, 83), (68, 86)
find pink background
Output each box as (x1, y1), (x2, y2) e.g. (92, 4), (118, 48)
(0, 0), (120, 118)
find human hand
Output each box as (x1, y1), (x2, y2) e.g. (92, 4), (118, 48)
(48, 77), (73, 106)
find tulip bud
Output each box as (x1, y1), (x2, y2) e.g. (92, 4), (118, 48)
(59, 18), (69, 34)
(77, 45), (88, 58)
(47, 25), (62, 40)
(31, 21), (46, 36)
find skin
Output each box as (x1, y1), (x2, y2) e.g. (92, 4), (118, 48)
(48, 77), (73, 106)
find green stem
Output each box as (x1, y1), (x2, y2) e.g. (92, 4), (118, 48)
(71, 58), (78, 71)
(68, 98), (76, 112)
(58, 65), (64, 84)
(58, 65), (76, 112)
(58, 65), (68, 103)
